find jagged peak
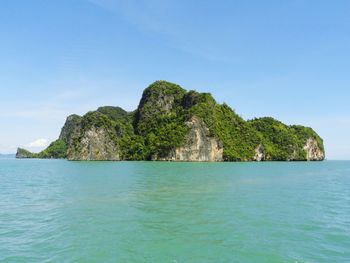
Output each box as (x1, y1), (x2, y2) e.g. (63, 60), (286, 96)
(97, 106), (130, 122)
(181, 90), (216, 109)
(59, 114), (82, 142)
(97, 106), (127, 114)
(143, 80), (186, 94)
(137, 81), (186, 110)
(66, 114), (81, 120)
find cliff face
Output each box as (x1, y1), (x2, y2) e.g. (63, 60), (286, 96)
(16, 80), (325, 161)
(304, 138), (325, 161)
(254, 144), (266, 161)
(67, 126), (120, 161)
(153, 117), (223, 161)
(175, 117), (223, 161)
(61, 111), (120, 161)
(59, 114), (82, 145)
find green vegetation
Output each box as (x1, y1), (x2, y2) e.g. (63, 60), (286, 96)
(16, 139), (67, 159)
(134, 81), (188, 159)
(97, 106), (134, 137)
(249, 118), (301, 160)
(118, 135), (146, 160)
(36, 139), (67, 159)
(67, 110), (120, 158)
(16, 148), (36, 158)
(248, 118), (324, 160)
(184, 91), (262, 161)
(291, 125), (325, 153)
(16, 80), (325, 161)
(95, 106), (146, 160)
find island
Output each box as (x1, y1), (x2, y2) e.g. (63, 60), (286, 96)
(16, 81), (325, 161)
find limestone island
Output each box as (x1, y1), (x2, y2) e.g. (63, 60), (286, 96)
(16, 81), (325, 161)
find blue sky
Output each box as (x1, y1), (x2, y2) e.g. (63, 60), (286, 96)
(0, 0), (349, 159)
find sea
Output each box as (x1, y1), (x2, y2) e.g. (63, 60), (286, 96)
(1, 158), (349, 262)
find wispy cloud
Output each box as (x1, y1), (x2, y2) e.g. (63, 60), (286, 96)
(87, 0), (231, 62)
(0, 79), (96, 121)
(26, 138), (49, 148)
(88, 0), (163, 31)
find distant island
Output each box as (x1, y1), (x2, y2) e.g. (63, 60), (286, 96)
(16, 81), (325, 161)
(0, 154), (15, 159)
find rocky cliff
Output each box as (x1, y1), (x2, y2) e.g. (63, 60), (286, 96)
(61, 111), (120, 161)
(304, 138), (325, 161)
(153, 116), (223, 161)
(16, 80), (325, 161)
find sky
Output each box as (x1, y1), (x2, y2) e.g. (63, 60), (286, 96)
(0, 0), (350, 159)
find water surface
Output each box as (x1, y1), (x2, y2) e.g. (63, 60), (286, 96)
(1, 160), (349, 262)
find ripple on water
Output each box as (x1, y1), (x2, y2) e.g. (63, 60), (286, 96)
(0, 160), (350, 262)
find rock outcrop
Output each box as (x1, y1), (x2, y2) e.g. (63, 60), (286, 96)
(16, 148), (34, 158)
(60, 111), (120, 161)
(67, 126), (120, 161)
(253, 144), (266, 161)
(59, 114), (82, 145)
(304, 138), (325, 161)
(153, 117), (223, 161)
(175, 117), (223, 161)
(16, 80), (325, 161)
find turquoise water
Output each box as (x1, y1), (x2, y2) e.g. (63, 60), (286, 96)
(1, 160), (349, 262)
